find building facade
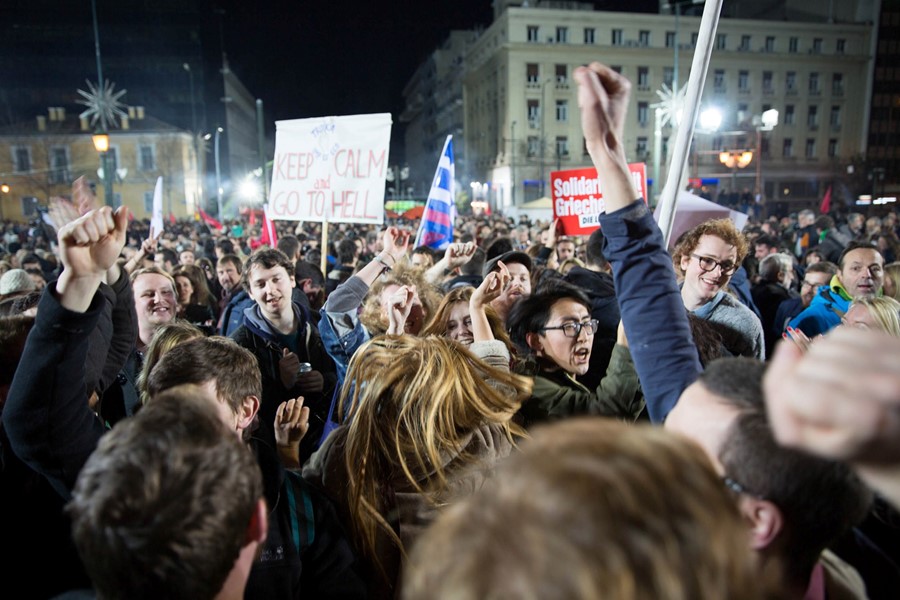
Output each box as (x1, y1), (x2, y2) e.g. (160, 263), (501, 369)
(0, 107), (200, 222)
(460, 2), (875, 215)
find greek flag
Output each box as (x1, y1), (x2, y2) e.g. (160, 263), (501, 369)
(414, 135), (454, 250)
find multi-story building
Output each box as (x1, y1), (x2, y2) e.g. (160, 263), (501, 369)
(0, 107), (200, 222)
(460, 0), (875, 215)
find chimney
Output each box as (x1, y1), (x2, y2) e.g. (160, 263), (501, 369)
(57, 107), (66, 121)
(121, 115), (130, 130)
(47, 107), (56, 122)
(136, 106), (145, 119)
(128, 106), (136, 119)
(37, 115), (47, 131)
(80, 116), (89, 131)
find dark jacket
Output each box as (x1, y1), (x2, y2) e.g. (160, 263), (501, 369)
(232, 303), (337, 465)
(564, 265), (619, 388)
(218, 288), (255, 337)
(751, 281), (794, 357)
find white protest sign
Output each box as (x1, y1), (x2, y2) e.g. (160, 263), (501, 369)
(269, 113), (391, 224)
(150, 176), (164, 235)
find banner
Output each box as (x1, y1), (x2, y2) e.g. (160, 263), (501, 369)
(414, 135), (454, 250)
(550, 163), (647, 236)
(269, 113), (392, 224)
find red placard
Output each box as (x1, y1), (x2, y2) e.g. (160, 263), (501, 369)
(550, 163), (647, 235)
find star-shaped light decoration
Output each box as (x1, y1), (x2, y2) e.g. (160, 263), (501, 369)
(77, 79), (128, 132)
(651, 83), (688, 129)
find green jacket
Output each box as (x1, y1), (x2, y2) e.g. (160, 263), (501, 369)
(519, 344), (644, 428)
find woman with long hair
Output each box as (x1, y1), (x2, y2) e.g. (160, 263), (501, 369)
(303, 332), (530, 599)
(172, 264), (215, 333)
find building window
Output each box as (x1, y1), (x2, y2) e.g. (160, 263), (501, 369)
(556, 99), (568, 122)
(638, 102), (649, 126)
(12, 146), (31, 173)
(828, 138), (839, 157)
(663, 67), (674, 87)
(789, 37), (798, 53)
(637, 67), (649, 89)
(527, 26), (540, 43)
(612, 28), (623, 46)
(527, 136), (540, 157)
(556, 27), (568, 43)
(556, 136), (569, 157)
(808, 105), (819, 128)
(786, 71), (796, 92)
(639, 30), (650, 46)
(666, 31), (676, 48)
(691, 32), (699, 47)
(812, 38), (823, 53)
(555, 64), (567, 83)
(144, 191), (154, 213)
(765, 36), (775, 52)
(139, 144), (155, 171)
(526, 63), (539, 83)
(714, 69), (726, 91)
(836, 38), (846, 54)
(832, 73), (844, 95)
(48, 146), (70, 184)
(716, 33), (726, 50)
(805, 138), (816, 158)
(761, 137), (771, 158)
(809, 72), (820, 94)
(108, 147), (119, 172)
(738, 70), (749, 91)
(762, 71), (773, 92)
(784, 104), (795, 125)
(584, 27), (595, 44)
(783, 138), (793, 157)
(830, 105), (841, 127)
(527, 100), (540, 125)
(636, 136), (648, 157)
(610, 65), (622, 74)
(739, 35), (751, 51)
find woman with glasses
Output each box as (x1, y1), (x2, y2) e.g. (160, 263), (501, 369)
(507, 280), (642, 428)
(673, 219), (765, 360)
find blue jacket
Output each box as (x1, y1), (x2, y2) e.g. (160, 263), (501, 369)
(788, 282), (850, 337)
(218, 289), (255, 337)
(599, 200), (702, 423)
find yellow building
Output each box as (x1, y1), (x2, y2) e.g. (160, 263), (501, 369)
(0, 106), (202, 222)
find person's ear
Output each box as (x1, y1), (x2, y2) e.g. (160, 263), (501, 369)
(298, 278), (312, 292)
(525, 332), (543, 355)
(740, 497), (783, 551)
(679, 253), (691, 273)
(238, 395), (260, 431)
(776, 270), (786, 283)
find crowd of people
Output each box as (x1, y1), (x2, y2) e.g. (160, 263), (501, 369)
(2, 62), (900, 599)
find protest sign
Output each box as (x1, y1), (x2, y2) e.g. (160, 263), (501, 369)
(270, 113), (392, 224)
(550, 163), (647, 235)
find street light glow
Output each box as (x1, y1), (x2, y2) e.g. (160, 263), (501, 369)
(699, 108), (722, 132)
(238, 178), (260, 200)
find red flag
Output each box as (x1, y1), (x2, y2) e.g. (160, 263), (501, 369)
(168, 212), (176, 225)
(259, 205), (278, 248)
(249, 209), (257, 227)
(819, 185), (832, 214)
(198, 208), (224, 231)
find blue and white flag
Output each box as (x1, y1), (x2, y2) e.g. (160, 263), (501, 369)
(414, 135), (454, 250)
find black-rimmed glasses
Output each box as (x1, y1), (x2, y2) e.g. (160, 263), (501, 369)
(540, 319), (599, 338)
(691, 253), (738, 276)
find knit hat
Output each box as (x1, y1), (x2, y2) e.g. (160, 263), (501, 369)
(0, 268), (37, 296)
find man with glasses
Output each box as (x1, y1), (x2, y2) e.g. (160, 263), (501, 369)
(674, 219), (765, 359)
(507, 281), (643, 428)
(772, 261), (837, 337)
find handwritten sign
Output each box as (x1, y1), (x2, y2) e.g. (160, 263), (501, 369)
(270, 113), (392, 223)
(550, 163), (647, 235)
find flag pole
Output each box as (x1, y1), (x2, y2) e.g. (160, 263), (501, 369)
(320, 218), (329, 275)
(657, 0), (724, 247)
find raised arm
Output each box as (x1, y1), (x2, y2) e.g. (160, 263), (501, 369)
(3, 202), (129, 497)
(576, 63), (701, 423)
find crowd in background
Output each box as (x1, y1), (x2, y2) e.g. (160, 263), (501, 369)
(2, 63), (900, 600)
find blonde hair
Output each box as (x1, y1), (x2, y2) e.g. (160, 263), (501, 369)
(137, 321), (205, 405)
(883, 262), (900, 301)
(405, 419), (765, 600)
(338, 334), (530, 577)
(849, 296), (900, 336)
(359, 263), (441, 336)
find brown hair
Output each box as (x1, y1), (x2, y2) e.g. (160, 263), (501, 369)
(130, 266), (177, 293)
(672, 219), (749, 278)
(241, 248), (294, 293)
(172, 264), (212, 306)
(338, 334), (530, 577)
(405, 418), (764, 600)
(137, 321), (205, 406)
(419, 286), (513, 352)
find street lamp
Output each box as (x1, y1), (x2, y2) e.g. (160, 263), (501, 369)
(719, 149), (754, 198)
(752, 108), (779, 214)
(214, 126), (224, 220)
(92, 132), (115, 207)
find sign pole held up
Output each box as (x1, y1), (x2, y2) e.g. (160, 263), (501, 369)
(320, 219), (329, 276)
(656, 0), (724, 247)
